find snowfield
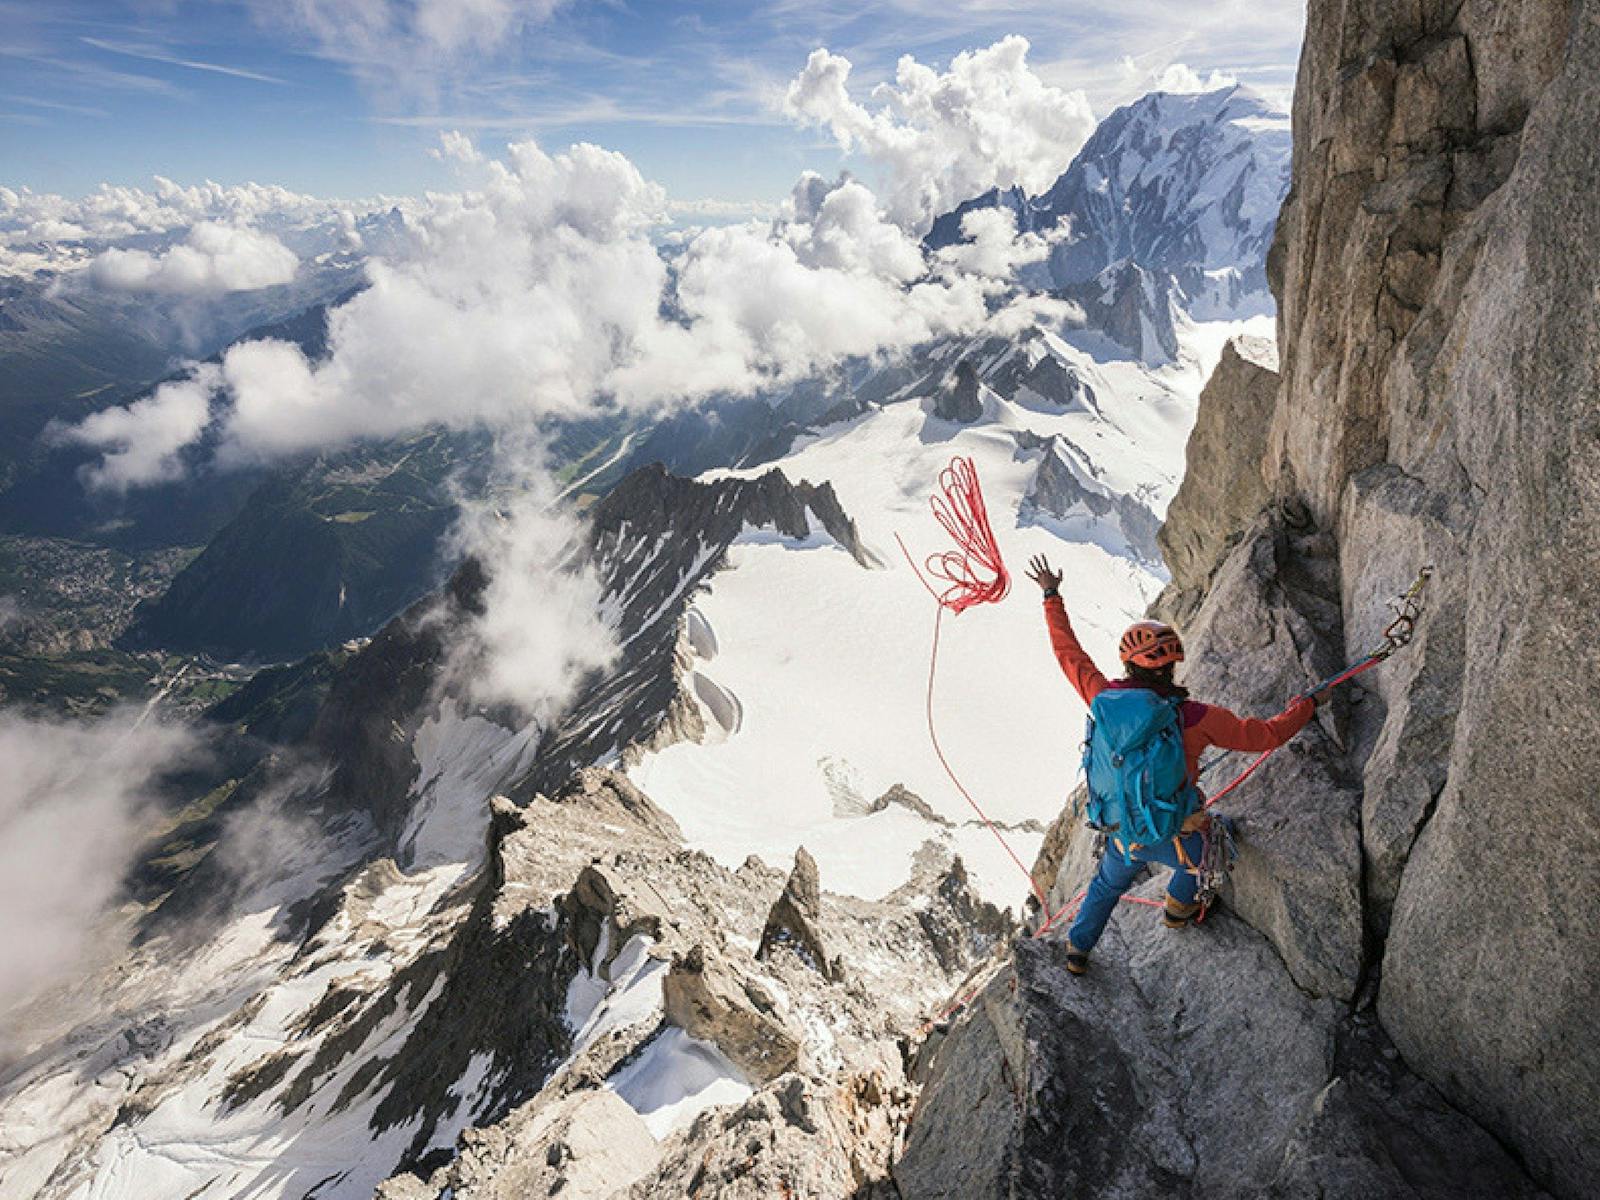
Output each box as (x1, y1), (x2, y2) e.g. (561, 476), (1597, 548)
(0, 312), (1269, 1199)
(631, 314), (1270, 907)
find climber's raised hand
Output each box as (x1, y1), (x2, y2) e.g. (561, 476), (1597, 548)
(1026, 555), (1062, 594)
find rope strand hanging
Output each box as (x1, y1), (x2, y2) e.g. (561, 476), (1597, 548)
(898, 457), (1094, 939)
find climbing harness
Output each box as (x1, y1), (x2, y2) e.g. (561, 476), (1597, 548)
(1192, 815), (1237, 922)
(1199, 566), (1434, 809)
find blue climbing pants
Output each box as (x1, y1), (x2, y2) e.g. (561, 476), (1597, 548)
(1067, 831), (1204, 952)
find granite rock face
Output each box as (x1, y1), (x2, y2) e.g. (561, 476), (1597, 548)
(1039, 0), (1599, 1193)
(1153, 335), (1280, 625)
(1269, 1), (1598, 1191)
(897, 904), (1541, 1200)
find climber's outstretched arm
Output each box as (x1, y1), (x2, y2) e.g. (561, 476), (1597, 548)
(1027, 555), (1108, 705)
(1194, 697), (1314, 753)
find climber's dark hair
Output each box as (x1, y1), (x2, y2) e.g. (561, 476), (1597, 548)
(1125, 660), (1190, 700)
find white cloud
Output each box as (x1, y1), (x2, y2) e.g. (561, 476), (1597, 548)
(933, 206), (1054, 279)
(209, 139), (669, 465)
(782, 36), (1096, 232)
(430, 128), (482, 163)
(1146, 60), (1241, 95)
(780, 174), (924, 279)
(0, 711), (195, 1024)
(1, 178), (333, 245)
(0, 178), (386, 277)
(444, 455), (617, 715)
(66, 133), (1070, 486)
(54, 366), (219, 491)
(86, 221), (300, 294)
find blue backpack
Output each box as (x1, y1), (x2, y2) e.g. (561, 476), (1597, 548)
(1081, 688), (1197, 846)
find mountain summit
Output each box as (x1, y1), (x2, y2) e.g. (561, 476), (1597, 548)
(928, 84), (1291, 317)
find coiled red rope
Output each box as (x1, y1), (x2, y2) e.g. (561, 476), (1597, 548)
(897, 456), (1010, 613)
(896, 457), (1054, 913)
(897, 457), (1122, 944)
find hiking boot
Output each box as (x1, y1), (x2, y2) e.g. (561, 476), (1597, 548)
(1064, 943), (1090, 975)
(1163, 898), (1200, 929)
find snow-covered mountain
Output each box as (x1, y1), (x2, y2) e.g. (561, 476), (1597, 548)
(0, 283), (1270, 1194)
(927, 85), (1291, 318)
(0, 84), (1288, 1199)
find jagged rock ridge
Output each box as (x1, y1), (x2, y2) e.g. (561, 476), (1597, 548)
(518, 463), (874, 796)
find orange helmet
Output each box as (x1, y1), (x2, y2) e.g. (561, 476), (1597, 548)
(1119, 621), (1184, 669)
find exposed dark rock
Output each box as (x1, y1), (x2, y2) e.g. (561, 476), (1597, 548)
(1058, 259), (1182, 364)
(932, 359), (984, 423)
(1023, 433), (1163, 563)
(1154, 334), (1280, 625)
(756, 846), (837, 981)
(897, 853), (1013, 976)
(307, 557), (488, 845)
(868, 783), (949, 826)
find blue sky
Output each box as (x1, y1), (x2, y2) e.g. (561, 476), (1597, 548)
(1, 1), (1305, 206)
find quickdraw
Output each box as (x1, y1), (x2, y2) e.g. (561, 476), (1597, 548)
(1368, 565), (1432, 663)
(1199, 565), (1434, 807)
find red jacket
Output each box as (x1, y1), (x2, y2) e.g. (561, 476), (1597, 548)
(1043, 595), (1313, 798)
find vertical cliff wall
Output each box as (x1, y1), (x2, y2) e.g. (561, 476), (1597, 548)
(819, 6), (1596, 1195)
(1204, 0), (1596, 1190)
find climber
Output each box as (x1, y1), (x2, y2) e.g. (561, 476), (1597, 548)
(1024, 554), (1318, 975)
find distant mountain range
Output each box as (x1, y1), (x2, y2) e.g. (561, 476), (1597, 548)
(0, 84), (1290, 687)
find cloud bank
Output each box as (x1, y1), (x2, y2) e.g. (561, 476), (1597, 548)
(0, 177), (384, 276)
(783, 36), (1095, 232)
(86, 222), (299, 294)
(0, 712), (195, 1022)
(60, 129), (1073, 490)
(54, 365), (221, 491)
(1, 177), (338, 245)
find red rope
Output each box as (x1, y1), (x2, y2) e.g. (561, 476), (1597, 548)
(897, 456), (1011, 613)
(1202, 654), (1383, 809)
(898, 456), (1155, 947)
(896, 458), (1054, 917)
